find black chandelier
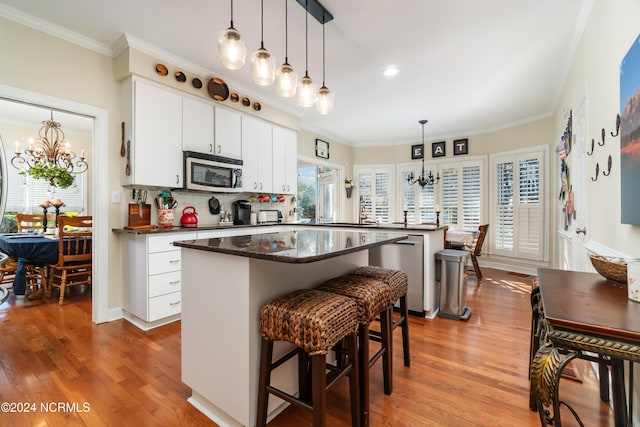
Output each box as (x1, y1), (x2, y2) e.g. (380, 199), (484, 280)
(407, 119), (439, 187)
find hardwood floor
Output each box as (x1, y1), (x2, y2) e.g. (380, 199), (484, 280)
(0, 269), (614, 426)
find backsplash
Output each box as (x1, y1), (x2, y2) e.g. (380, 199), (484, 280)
(126, 189), (297, 227)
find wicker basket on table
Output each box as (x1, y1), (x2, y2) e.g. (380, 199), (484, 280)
(589, 255), (627, 284)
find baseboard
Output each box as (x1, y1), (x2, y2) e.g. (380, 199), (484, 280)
(477, 255), (546, 276)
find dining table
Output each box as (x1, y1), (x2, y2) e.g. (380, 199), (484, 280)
(446, 229), (478, 248)
(0, 233), (59, 296)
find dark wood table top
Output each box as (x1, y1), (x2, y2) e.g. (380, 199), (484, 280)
(538, 268), (640, 343)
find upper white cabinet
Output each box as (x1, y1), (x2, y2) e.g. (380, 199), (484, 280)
(182, 96), (215, 154)
(242, 115), (273, 193)
(214, 107), (242, 159)
(122, 77), (183, 187)
(272, 126), (298, 195)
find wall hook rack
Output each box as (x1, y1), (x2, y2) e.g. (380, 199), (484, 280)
(598, 128), (606, 146)
(602, 155), (612, 176)
(587, 138), (594, 156)
(591, 163), (600, 181)
(611, 114), (620, 137)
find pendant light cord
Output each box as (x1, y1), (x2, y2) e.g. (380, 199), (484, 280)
(230, 0), (234, 28)
(284, 0), (289, 62)
(260, 0), (265, 49)
(305, 0), (309, 76)
(321, 16), (326, 85)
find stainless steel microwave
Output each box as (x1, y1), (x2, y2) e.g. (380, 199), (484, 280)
(184, 151), (243, 192)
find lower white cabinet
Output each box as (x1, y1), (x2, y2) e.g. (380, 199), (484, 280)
(122, 232), (195, 330)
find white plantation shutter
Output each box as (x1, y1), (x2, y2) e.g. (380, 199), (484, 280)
(355, 166), (394, 223)
(491, 150), (544, 260)
(440, 167), (458, 226)
(461, 164), (481, 228)
(418, 184), (436, 223)
(400, 170), (417, 223)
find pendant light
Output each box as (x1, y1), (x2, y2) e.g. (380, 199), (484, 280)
(250, 0), (276, 85)
(276, 0), (298, 97)
(297, 0), (317, 108)
(217, 0), (247, 70)
(315, 16), (334, 114)
(407, 120), (440, 187)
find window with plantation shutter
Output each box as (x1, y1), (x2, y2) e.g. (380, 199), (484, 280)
(440, 167), (458, 226)
(461, 164), (481, 229)
(355, 166), (394, 223)
(491, 149), (544, 260)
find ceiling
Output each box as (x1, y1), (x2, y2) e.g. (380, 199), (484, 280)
(0, 0), (590, 147)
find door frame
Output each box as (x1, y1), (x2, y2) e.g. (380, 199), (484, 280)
(0, 83), (109, 323)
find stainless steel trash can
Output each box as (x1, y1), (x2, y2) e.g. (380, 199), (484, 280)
(435, 249), (471, 320)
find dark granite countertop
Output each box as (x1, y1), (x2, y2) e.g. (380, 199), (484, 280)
(173, 228), (408, 263)
(112, 222), (445, 235)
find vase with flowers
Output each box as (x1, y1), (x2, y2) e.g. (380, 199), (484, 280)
(345, 178), (354, 198)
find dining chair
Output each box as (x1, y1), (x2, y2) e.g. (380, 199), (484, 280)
(48, 215), (92, 305)
(448, 224), (489, 281)
(16, 213), (44, 233)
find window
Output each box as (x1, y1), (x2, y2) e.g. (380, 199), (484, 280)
(355, 166), (394, 223)
(297, 162), (342, 223)
(491, 149), (545, 261)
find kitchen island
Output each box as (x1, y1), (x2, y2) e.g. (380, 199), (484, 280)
(174, 228), (408, 427)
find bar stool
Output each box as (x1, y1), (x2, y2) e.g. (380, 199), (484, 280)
(256, 289), (360, 427)
(352, 266), (410, 367)
(316, 274), (392, 426)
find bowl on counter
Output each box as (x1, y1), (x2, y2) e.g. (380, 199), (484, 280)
(589, 255), (627, 284)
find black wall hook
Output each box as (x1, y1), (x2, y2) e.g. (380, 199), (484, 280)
(598, 128), (606, 146)
(587, 138), (594, 156)
(602, 155), (612, 176)
(611, 114), (620, 137)
(591, 163), (600, 181)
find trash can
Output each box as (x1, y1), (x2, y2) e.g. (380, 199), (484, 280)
(435, 249), (471, 320)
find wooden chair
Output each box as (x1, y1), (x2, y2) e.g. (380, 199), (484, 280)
(16, 213), (44, 232)
(48, 216), (92, 305)
(450, 224), (489, 281)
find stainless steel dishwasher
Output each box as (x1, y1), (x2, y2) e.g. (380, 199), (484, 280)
(369, 234), (424, 314)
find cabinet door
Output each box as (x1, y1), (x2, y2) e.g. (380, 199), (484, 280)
(214, 107), (242, 159)
(133, 80), (183, 187)
(272, 126), (298, 194)
(182, 96), (214, 154)
(242, 115), (272, 192)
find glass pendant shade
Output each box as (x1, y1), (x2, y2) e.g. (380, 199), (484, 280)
(297, 74), (317, 108)
(276, 62), (298, 97)
(316, 85), (334, 115)
(251, 46), (276, 86)
(217, 27), (246, 70)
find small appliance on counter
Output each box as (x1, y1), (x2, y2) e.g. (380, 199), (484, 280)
(258, 210), (282, 224)
(180, 206), (198, 228)
(233, 200), (252, 225)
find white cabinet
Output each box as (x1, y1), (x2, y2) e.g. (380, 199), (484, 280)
(242, 115), (273, 193)
(214, 107), (242, 159)
(122, 232), (195, 330)
(182, 96), (215, 154)
(122, 77), (183, 187)
(272, 126), (298, 194)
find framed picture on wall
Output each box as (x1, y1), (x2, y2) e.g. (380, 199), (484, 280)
(432, 141), (446, 158)
(454, 138), (469, 155)
(411, 144), (424, 159)
(315, 139), (329, 159)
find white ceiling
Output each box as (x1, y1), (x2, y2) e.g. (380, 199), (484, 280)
(0, 0), (590, 146)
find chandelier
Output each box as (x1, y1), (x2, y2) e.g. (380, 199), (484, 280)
(11, 111), (88, 189)
(407, 119), (440, 187)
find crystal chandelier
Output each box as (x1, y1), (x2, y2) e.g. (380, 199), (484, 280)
(11, 111), (88, 189)
(407, 120), (439, 187)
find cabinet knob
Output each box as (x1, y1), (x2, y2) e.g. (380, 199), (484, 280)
(286, 185), (290, 192)
(259, 183), (263, 190)
(209, 144), (213, 153)
(169, 300), (181, 307)
(254, 182), (258, 190)
(217, 146), (221, 154)
(175, 174), (180, 184)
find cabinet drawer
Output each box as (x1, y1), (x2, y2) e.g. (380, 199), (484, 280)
(149, 251), (181, 275)
(149, 271), (182, 298)
(148, 232), (195, 253)
(149, 291), (181, 321)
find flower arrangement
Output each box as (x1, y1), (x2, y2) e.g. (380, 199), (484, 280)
(20, 163), (75, 189)
(345, 178), (354, 189)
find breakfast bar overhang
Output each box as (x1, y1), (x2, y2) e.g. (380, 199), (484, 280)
(174, 228), (408, 427)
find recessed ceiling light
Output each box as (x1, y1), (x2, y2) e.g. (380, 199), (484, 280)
(382, 66), (399, 77)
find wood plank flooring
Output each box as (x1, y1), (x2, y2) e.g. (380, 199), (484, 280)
(0, 268), (614, 426)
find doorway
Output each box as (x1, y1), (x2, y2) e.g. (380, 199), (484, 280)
(297, 157), (344, 223)
(0, 84), (109, 323)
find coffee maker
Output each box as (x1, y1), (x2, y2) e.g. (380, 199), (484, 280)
(232, 200), (252, 225)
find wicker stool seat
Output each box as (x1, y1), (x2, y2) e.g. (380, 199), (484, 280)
(316, 274), (392, 426)
(257, 289), (361, 427)
(352, 266), (411, 367)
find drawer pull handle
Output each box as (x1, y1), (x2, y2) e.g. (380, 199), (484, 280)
(169, 301), (181, 307)
(169, 259), (180, 264)
(169, 280), (180, 285)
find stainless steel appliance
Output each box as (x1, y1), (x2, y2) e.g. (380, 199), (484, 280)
(233, 200), (252, 225)
(184, 151), (243, 192)
(258, 210), (282, 224)
(369, 234), (424, 314)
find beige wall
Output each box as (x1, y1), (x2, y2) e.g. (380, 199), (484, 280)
(554, 0), (640, 256)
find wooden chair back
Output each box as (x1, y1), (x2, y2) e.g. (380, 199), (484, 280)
(473, 224), (489, 256)
(16, 213), (44, 232)
(50, 216), (92, 305)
